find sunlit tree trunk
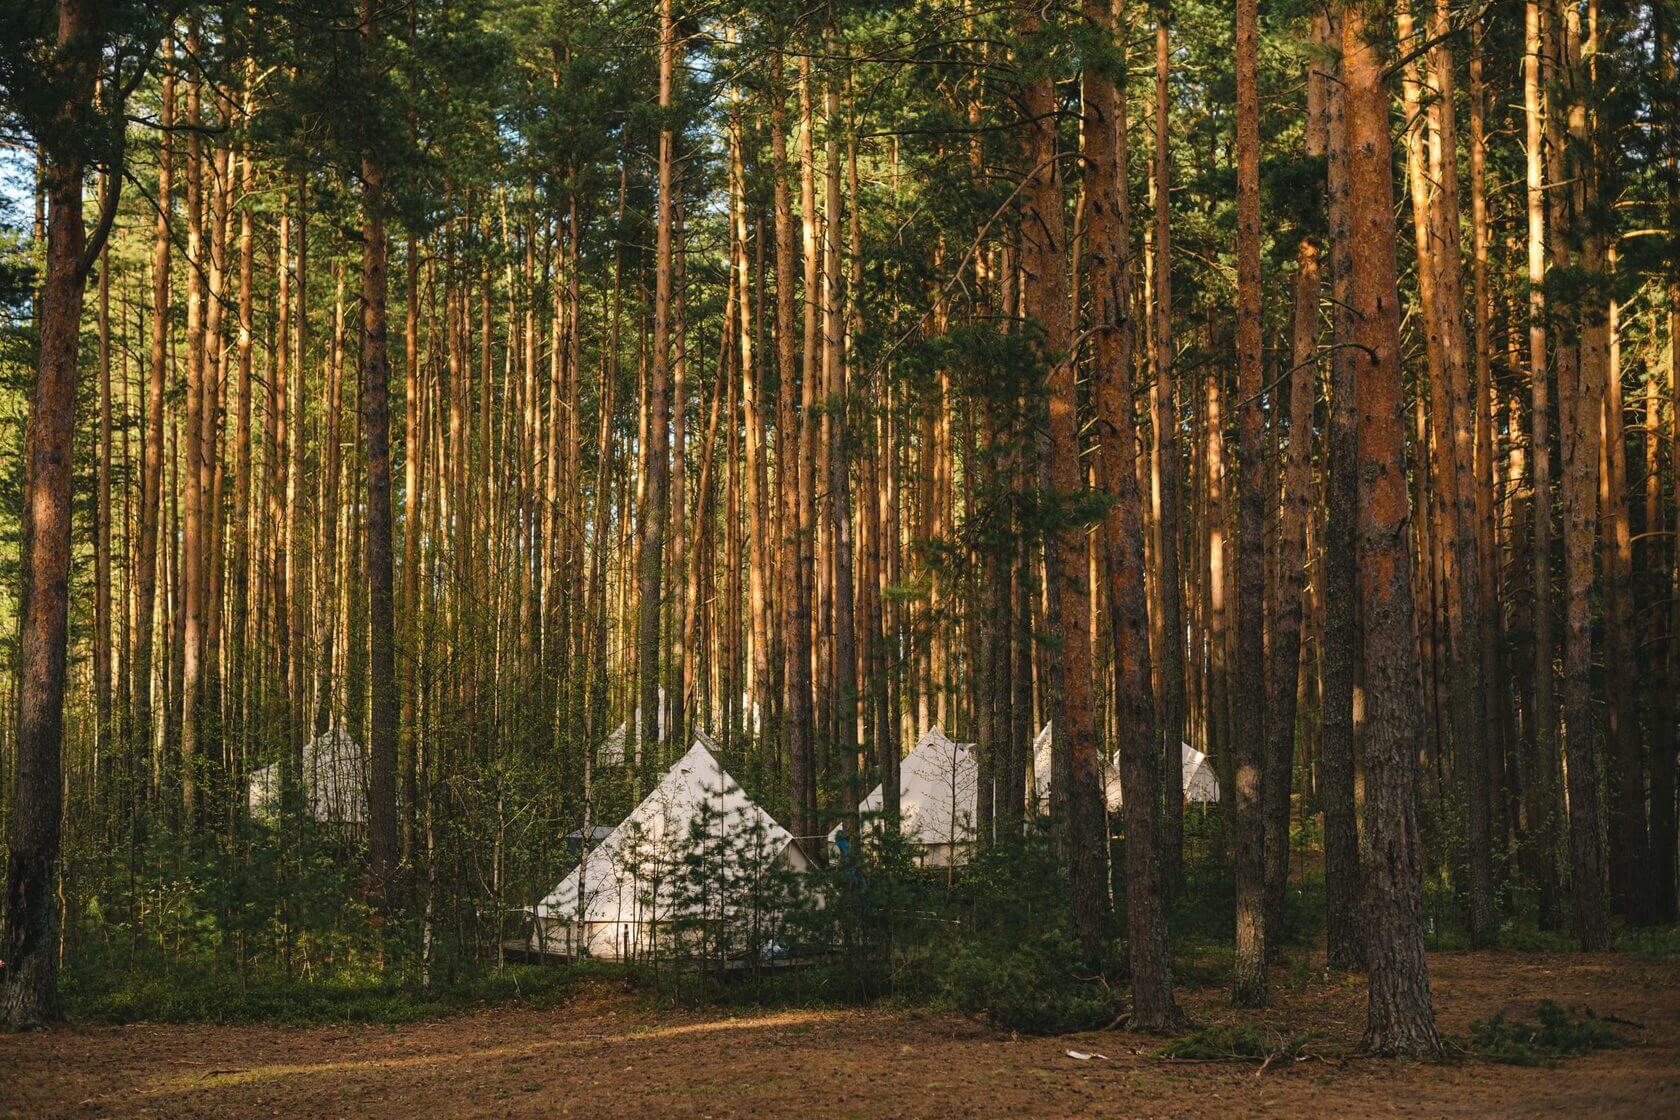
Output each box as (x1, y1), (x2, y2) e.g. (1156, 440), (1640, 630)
(1524, 0), (1562, 929)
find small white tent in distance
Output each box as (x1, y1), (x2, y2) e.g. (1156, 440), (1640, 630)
(529, 730), (809, 960)
(1027, 723), (1220, 812)
(595, 688), (671, 768)
(247, 727), (366, 823)
(828, 725), (979, 868)
(1179, 741), (1221, 804)
(595, 691), (764, 767)
(1028, 721), (1124, 812)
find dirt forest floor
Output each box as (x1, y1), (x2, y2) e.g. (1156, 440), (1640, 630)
(5, 951), (1678, 1119)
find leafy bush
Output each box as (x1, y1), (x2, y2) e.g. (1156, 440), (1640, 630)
(1467, 1000), (1623, 1066)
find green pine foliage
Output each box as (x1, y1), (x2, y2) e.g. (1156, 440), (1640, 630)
(1466, 1001), (1624, 1067)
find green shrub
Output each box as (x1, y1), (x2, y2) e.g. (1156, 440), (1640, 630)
(1467, 1000), (1623, 1066)
(938, 929), (1118, 1035)
(1616, 925), (1680, 960)
(68, 964), (572, 1026)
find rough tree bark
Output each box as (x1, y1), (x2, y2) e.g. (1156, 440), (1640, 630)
(3, 0), (103, 1029)
(1341, 2), (1443, 1058)
(1019, 0), (1107, 962)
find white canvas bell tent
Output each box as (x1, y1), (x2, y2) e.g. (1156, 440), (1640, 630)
(595, 691), (763, 767)
(596, 688), (671, 767)
(828, 725), (979, 868)
(247, 727), (366, 823)
(1027, 724), (1220, 813)
(529, 730), (810, 960)
(1180, 742), (1221, 803)
(1028, 721), (1124, 812)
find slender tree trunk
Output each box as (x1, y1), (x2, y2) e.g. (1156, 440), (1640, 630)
(1602, 245), (1644, 922)
(1437, 0), (1496, 942)
(315, 265), (347, 735)
(1653, 9), (1680, 926)
(289, 177), (308, 761)
(771, 47), (816, 840)
(1265, 235), (1318, 946)
(1231, 0), (1268, 1008)
(230, 104), (254, 813)
(824, 29), (859, 830)
(361, 0), (400, 893)
(134, 41), (174, 807)
(1524, 0), (1563, 930)
(95, 211), (113, 805)
(3, 0), (101, 1027)
(1467, 23), (1509, 905)
(1019, 0), (1107, 962)
(639, 0), (675, 767)
(1320, 6), (1365, 972)
(180, 46), (206, 830)
(1084, 0), (1180, 1029)
(1151, 8), (1187, 896)
(1546, 0), (1610, 951)
(1342, 4), (1442, 1058)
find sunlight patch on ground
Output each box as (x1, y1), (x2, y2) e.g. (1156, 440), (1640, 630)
(150, 1008), (848, 1096)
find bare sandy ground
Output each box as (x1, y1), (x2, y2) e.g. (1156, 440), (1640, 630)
(5, 950), (1677, 1118)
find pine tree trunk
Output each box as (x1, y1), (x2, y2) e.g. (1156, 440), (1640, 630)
(1264, 236), (1317, 947)
(1320, 6), (1365, 972)
(289, 177), (308, 763)
(180, 46), (206, 830)
(1342, 4), (1442, 1058)
(4, 0), (104, 1026)
(1020, 0), (1106, 963)
(1231, 0), (1269, 1008)
(1422, 0), (1496, 944)
(773, 44), (817, 840)
(824, 35), (859, 828)
(1524, 0), (1563, 931)
(1549, 0), (1610, 951)
(638, 0), (675, 767)
(361, 0), (401, 894)
(230, 109), (254, 808)
(1467, 25), (1510, 904)
(1654, 10), (1680, 925)
(134, 43), (174, 805)
(1152, 9), (1186, 896)
(1602, 251), (1645, 922)
(95, 218), (113, 808)
(1083, 0), (1180, 1029)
